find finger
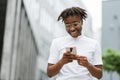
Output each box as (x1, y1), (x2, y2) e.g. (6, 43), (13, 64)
(66, 51), (70, 53)
(76, 55), (80, 58)
(80, 62), (82, 65)
(83, 58), (87, 61)
(79, 57), (87, 61)
(68, 59), (73, 62)
(64, 53), (71, 56)
(69, 60), (73, 62)
(71, 53), (76, 56)
(76, 55), (85, 59)
(77, 58), (83, 61)
(81, 60), (86, 63)
(82, 58), (87, 61)
(79, 56), (86, 58)
(70, 55), (77, 60)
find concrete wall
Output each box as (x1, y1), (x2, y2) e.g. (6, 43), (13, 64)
(0, 0), (7, 71)
(102, 0), (120, 80)
(102, 0), (120, 52)
(0, 0), (38, 80)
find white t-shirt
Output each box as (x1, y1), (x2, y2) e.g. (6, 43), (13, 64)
(48, 35), (103, 80)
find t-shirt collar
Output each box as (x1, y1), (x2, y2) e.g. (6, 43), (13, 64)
(69, 34), (84, 40)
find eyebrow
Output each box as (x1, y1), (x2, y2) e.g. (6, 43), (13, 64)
(65, 21), (78, 24)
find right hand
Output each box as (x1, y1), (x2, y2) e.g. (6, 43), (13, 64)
(60, 51), (77, 65)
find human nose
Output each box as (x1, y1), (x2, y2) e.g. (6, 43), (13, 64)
(69, 25), (75, 31)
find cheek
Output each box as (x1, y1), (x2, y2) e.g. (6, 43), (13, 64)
(66, 28), (69, 32)
(78, 26), (82, 31)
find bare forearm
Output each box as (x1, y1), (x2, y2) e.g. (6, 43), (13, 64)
(87, 63), (102, 79)
(47, 60), (64, 77)
(47, 52), (76, 77)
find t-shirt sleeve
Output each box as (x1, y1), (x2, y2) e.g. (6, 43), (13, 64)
(48, 39), (59, 64)
(93, 42), (103, 65)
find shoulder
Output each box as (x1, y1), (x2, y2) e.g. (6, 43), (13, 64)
(83, 36), (98, 45)
(82, 36), (101, 51)
(52, 36), (70, 43)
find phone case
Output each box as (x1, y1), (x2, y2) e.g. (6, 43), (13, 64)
(66, 47), (77, 55)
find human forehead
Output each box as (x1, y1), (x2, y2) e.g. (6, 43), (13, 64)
(64, 15), (82, 24)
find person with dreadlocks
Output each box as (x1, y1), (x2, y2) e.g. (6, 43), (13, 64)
(47, 7), (103, 80)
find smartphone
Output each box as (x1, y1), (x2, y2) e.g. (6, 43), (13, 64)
(66, 47), (77, 55)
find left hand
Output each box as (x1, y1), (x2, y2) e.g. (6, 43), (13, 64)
(77, 55), (89, 67)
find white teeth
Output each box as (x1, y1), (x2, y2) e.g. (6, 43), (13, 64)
(71, 30), (77, 35)
(71, 30), (77, 34)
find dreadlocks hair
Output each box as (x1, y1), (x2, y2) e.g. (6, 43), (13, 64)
(57, 7), (87, 22)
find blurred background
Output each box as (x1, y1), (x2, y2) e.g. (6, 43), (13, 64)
(0, 0), (120, 80)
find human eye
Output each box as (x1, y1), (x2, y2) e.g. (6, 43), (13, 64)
(73, 23), (78, 26)
(65, 24), (70, 28)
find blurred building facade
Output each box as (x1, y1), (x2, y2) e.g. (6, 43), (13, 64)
(0, 0), (7, 72)
(102, 0), (120, 80)
(102, 0), (120, 52)
(0, 0), (38, 80)
(0, 0), (102, 80)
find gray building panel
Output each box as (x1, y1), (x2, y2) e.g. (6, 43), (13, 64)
(0, 0), (38, 80)
(102, 0), (120, 52)
(102, 0), (120, 80)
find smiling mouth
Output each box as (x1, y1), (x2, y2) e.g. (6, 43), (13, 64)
(70, 30), (78, 35)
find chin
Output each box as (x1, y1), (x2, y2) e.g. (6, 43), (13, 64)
(70, 33), (80, 38)
(69, 31), (81, 38)
(71, 35), (79, 38)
